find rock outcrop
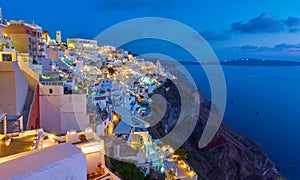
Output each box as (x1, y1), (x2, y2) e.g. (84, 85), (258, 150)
(148, 79), (281, 180)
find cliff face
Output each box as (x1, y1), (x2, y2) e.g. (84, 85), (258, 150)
(148, 80), (281, 180)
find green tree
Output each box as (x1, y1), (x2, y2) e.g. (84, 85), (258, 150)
(174, 148), (188, 160)
(105, 157), (144, 180)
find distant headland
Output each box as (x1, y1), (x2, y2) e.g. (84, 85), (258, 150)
(179, 58), (300, 66)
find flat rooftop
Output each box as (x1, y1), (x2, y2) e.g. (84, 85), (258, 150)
(164, 160), (197, 179)
(0, 135), (37, 158)
(114, 107), (149, 128)
(113, 121), (131, 134)
(0, 143), (85, 180)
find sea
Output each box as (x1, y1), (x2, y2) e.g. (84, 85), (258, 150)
(120, 39), (300, 179)
(188, 65), (300, 180)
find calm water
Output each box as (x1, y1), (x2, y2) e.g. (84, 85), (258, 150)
(186, 65), (300, 179)
(121, 39), (300, 179)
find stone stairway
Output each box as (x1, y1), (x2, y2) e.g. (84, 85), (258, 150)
(21, 89), (34, 130)
(18, 61), (39, 90)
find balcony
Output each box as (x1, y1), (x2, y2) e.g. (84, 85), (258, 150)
(40, 80), (64, 86)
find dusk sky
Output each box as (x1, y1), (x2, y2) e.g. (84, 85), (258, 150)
(2, 0), (300, 60)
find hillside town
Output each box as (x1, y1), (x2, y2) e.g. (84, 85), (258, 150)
(0, 7), (198, 180)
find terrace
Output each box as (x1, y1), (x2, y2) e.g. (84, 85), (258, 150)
(164, 158), (197, 180)
(0, 134), (37, 158)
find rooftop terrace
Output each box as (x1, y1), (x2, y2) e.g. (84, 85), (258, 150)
(0, 134), (37, 158)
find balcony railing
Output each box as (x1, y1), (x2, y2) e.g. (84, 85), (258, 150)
(40, 80), (64, 86)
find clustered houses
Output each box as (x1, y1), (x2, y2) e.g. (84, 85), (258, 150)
(0, 7), (197, 180)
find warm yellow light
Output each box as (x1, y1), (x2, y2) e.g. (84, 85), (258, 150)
(188, 171), (196, 178)
(107, 123), (114, 135)
(68, 44), (75, 49)
(113, 114), (119, 123)
(48, 134), (55, 142)
(178, 160), (187, 169)
(171, 154), (179, 159)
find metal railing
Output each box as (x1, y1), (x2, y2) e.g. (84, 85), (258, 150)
(40, 81), (64, 86)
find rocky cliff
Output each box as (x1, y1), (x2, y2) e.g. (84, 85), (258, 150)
(148, 79), (281, 180)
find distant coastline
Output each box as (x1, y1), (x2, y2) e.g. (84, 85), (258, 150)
(179, 58), (300, 66)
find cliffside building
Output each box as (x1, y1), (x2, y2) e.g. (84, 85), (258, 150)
(2, 20), (46, 58)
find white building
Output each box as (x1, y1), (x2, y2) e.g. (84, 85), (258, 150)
(0, 143), (87, 180)
(56, 30), (61, 44)
(39, 85), (88, 135)
(0, 8), (13, 50)
(67, 38), (97, 54)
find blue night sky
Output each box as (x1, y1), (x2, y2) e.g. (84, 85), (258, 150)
(1, 0), (300, 60)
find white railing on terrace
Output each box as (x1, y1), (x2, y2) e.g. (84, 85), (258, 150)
(40, 81), (64, 86)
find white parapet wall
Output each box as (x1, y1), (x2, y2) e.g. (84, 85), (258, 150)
(0, 143), (87, 180)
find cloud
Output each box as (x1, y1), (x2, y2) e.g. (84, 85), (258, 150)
(289, 28), (300, 33)
(231, 13), (300, 34)
(203, 13), (300, 41)
(237, 43), (300, 52)
(201, 30), (230, 41)
(274, 43), (295, 50)
(240, 45), (258, 50)
(231, 13), (284, 33)
(284, 16), (300, 27)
